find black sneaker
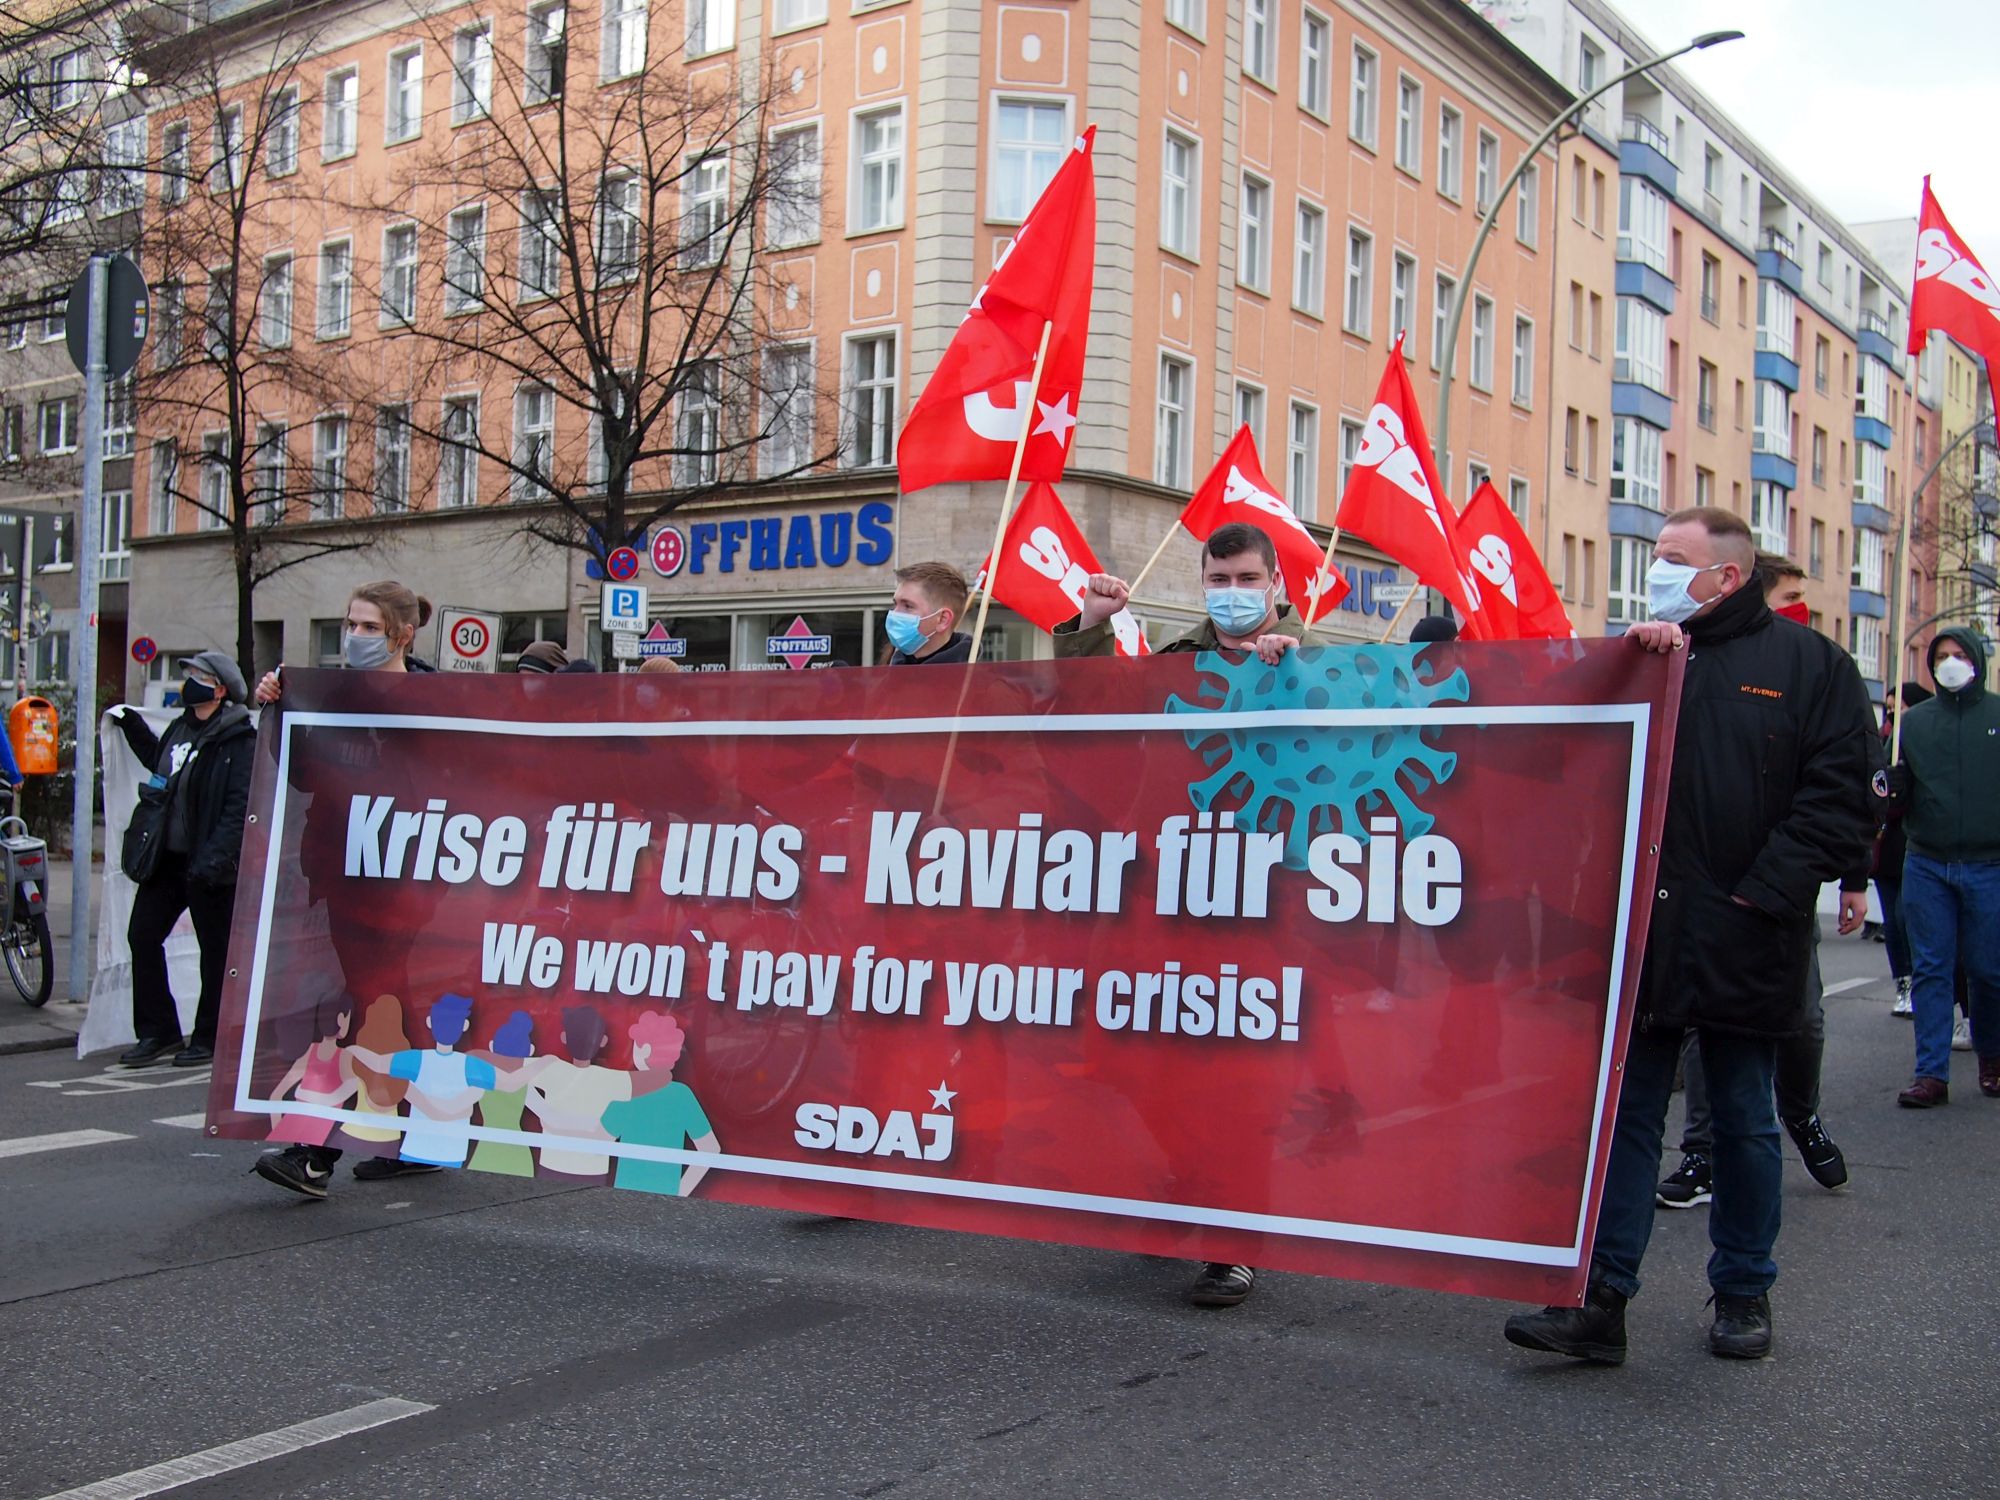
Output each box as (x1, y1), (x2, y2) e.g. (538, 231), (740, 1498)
(1186, 1263), (1256, 1307)
(119, 1035), (183, 1068)
(254, 1145), (332, 1200)
(352, 1156), (443, 1182)
(1783, 1114), (1849, 1190)
(1503, 1282), (1628, 1365)
(1656, 1151), (1713, 1209)
(1709, 1292), (1773, 1359)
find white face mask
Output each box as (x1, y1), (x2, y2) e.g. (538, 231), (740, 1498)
(1645, 558), (1726, 624)
(1934, 656), (1977, 693)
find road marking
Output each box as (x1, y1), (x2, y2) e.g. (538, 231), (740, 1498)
(38, 1397), (435, 1500)
(23, 1070), (210, 1098)
(0, 1129), (135, 1160)
(153, 1114), (208, 1130)
(1825, 977), (1877, 996)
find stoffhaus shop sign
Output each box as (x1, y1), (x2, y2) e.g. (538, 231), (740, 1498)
(587, 502), (895, 581)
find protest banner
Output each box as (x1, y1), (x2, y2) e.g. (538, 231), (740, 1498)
(209, 642), (1680, 1304)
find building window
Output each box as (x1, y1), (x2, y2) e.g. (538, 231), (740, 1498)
(1814, 336), (1829, 394)
(323, 68), (358, 160)
(852, 105), (904, 233)
(251, 422), (287, 524)
(1432, 272), (1455, 370)
(2, 405), (24, 462)
(37, 397), (78, 455)
(198, 433), (229, 529)
(202, 268), (233, 361)
(1610, 418), (1662, 510)
(682, 153), (729, 267)
(1390, 251), (1415, 348)
(1437, 105), (1461, 200)
(1855, 442), (1885, 507)
(1613, 297), (1665, 392)
(1165, 0), (1202, 35)
(1754, 381), (1791, 460)
(1508, 476), (1529, 520)
(38, 286), (65, 343)
(1243, 0), (1274, 84)
(155, 280), (183, 367)
(1161, 130), (1198, 259)
(1816, 243), (1834, 289)
(1858, 356), (1888, 422)
(1579, 36), (1603, 94)
(1516, 163), (1539, 247)
(1338, 417), (1363, 496)
(267, 86), (299, 176)
(1394, 75), (1421, 174)
(453, 23), (494, 123)
(104, 374), (136, 459)
(1510, 316), (1534, 406)
(1698, 252), (1720, 322)
(317, 239), (352, 337)
(1694, 466), (1713, 508)
(386, 46), (423, 143)
(103, 116), (148, 213)
(676, 361), (721, 486)
(49, 48), (85, 110)
(1608, 537), (1650, 624)
(1466, 460), (1490, 499)
(845, 332), (897, 469)
(375, 405), (411, 513)
(761, 342), (815, 476)
(596, 172), (640, 284)
(149, 440), (179, 534)
(312, 415), (349, 519)
(1751, 481), (1789, 557)
(1809, 518), (1825, 579)
(520, 188), (563, 298)
(162, 122), (190, 202)
(1695, 360), (1716, 429)
(1238, 174), (1271, 292)
(769, 122), (821, 248)
(1702, 145), (1722, 199)
(1756, 279), (1796, 360)
(1811, 427), (1827, 487)
(209, 105), (244, 192)
(1617, 177), (1669, 274)
(1294, 201), (1325, 317)
(1563, 408), (1579, 474)
(1287, 402), (1318, 517)
(1234, 382), (1265, 452)
(992, 99), (1067, 222)
(603, 0), (647, 78)
(1475, 129), (1499, 213)
(445, 204), (487, 312)
(1300, 10), (1331, 118)
(441, 396), (480, 507)
(1469, 294), (1494, 391)
(1343, 227), (1372, 335)
(1154, 354), (1193, 490)
(1349, 44), (1377, 148)
(381, 226), (418, 324)
(527, 1), (567, 103)
(512, 386), (554, 500)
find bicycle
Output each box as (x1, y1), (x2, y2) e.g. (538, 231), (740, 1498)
(0, 806), (53, 1006)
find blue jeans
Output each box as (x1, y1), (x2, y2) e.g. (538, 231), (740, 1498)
(1680, 943), (1824, 1150)
(1903, 852), (2000, 1079)
(1593, 1026), (1782, 1299)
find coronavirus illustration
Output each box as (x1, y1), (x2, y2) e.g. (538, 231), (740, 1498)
(1165, 646), (1468, 869)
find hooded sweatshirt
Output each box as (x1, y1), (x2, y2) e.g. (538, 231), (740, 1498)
(1898, 625), (2000, 863)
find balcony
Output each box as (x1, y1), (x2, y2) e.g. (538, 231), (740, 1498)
(1757, 229), (1803, 293)
(1854, 411), (1894, 451)
(1856, 310), (1900, 369)
(1618, 116), (1678, 198)
(1700, 291), (1720, 323)
(1760, 227), (1796, 259)
(1621, 116), (1668, 153)
(1697, 401), (1716, 430)
(1860, 309), (1891, 337)
(1753, 427), (1794, 462)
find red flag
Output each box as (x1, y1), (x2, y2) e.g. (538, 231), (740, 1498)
(1177, 426), (1349, 624)
(897, 128), (1096, 493)
(979, 482), (1149, 656)
(1333, 338), (1484, 632)
(1452, 482), (1574, 640)
(1908, 178), (2000, 368)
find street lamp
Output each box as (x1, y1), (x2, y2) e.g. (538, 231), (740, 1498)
(1431, 29), (1745, 484)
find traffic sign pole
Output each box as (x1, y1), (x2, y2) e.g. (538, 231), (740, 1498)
(71, 253), (107, 1006)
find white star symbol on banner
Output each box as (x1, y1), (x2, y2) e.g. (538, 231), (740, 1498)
(1032, 392), (1077, 447)
(929, 1081), (957, 1111)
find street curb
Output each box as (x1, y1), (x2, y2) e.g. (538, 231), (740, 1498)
(0, 1031), (77, 1057)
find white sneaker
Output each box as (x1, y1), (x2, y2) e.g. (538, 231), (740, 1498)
(1892, 979), (1914, 1017)
(1952, 1015), (1974, 1051)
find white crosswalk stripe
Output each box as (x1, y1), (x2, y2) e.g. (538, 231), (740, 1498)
(0, 1129), (137, 1160)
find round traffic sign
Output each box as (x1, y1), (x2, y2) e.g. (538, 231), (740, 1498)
(65, 254), (148, 381)
(131, 636), (158, 665)
(606, 546), (641, 581)
(449, 617), (491, 659)
(651, 527), (686, 578)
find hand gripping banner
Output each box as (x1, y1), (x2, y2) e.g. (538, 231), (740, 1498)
(210, 644), (1680, 1304)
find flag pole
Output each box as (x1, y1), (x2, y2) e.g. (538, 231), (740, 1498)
(1301, 525), (1343, 639)
(964, 320), (1055, 667)
(1377, 588), (1422, 643)
(1123, 519), (1187, 603)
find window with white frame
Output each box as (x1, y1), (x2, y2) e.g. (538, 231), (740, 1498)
(312, 415), (348, 519)
(102, 116), (147, 213)
(776, 0), (827, 29)
(1166, 0), (1201, 34)
(50, 48), (85, 110)
(761, 342), (815, 475)
(2, 405), (22, 463)
(1607, 537), (1650, 623)
(1294, 201), (1325, 316)
(162, 121), (190, 201)
(41, 285), (66, 341)
(1349, 44), (1378, 147)
(992, 99), (1067, 222)
(1516, 162), (1538, 246)
(1239, 174), (1271, 292)
(1469, 294), (1495, 390)
(1616, 177), (1668, 273)
(100, 491), (132, 581)
(1475, 129), (1499, 212)
(38, 397), (77, 455)
(1466, 461), (1490, 500)
(1613, 297), (1664, 391)
(203, 267), (233, 361)
(596, 171), (640, 284)
(527, 2), (566, 102)
(845, 332), (897, 468)
(375, 404), (411, 513)
(513, 385), (554, 500)
(1848, 616), (1882, 680)
(198, 432), (229, 529)
(1243, 0), (1273, 84)
(155, 280), (182, 366)
(1343, 227), (1372, 335)
(1338, 416), (1363, 496)
(445, 204), (487, 312)
(1437, 105), (1461, 199)
(1752, 481), (1790, 556)
(381, 225), (417, 324)
(1161, 130), (1198, 258)
(1610, 417), (1662, 509)
(267, 86), (299, 176)
(1390, 251), (1415, 348)
(317, 239), (352, 336)
(210, 104), (244, 192)
(520, 188), (562, 298)
(852, 105), (904, 233)
(386, 47), (422, 142)
(1432, 272), (1455, 369)
(453, 23), (493, 123)
(1854, 442), (1885, 507)
(603, 0), (646, 78)
(104, 374), (135, 458)
(768, 122), (820, 246)
(1395, 75), (1421, 174)
(1155, 355), (1192, 490)
(1300, 10), (1330, 118)
(1754, 380), (1791, 459)
(1508, 476), (1529, 520)
(676, 361), (722, 486)
(1857, 356), (1887, 422)
(441, 396), (480, 507)
(687, 0), (734, 55)
(323, 68), (358, 159)
(251, 422), (286, 524)
(1511, 315), (1533, 405)
(682, 153), (729, 267)
(1287, 402), (1318, 517)
(150, 440), (179, 535)
(1234, 382), (1265, 452)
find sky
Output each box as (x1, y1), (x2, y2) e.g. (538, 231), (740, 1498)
(1610, 0), (2000, 274)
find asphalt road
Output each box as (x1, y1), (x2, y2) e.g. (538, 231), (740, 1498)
(1, 932), (1992, 1500)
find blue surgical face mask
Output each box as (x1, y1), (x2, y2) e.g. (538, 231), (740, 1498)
(344, 631), (394, 671)
(1205, 586), (1273, 638)
(1645, 558), (1726, 624)
(884, 608), (939, 656)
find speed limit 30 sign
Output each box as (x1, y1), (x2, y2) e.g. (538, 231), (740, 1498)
(436, 606), (503, 673)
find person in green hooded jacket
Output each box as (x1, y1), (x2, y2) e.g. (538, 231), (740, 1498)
(1888, 626), (2000, 1106)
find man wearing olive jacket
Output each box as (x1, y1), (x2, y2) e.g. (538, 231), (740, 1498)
(1505, 507), (1876, 1365)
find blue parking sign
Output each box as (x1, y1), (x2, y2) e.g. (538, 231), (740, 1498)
(600, 583), (648, 630)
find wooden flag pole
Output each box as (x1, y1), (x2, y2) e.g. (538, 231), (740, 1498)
(964, 320), (1056, 667)
(1123, 518), (1187, 604)
(1301, 525), (1343, 640)
(1377, 587), (1422, 643)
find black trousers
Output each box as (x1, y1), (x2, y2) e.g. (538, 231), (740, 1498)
(128, 858), (234, 1049)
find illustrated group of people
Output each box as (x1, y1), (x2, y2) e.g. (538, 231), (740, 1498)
(105, 510), (1997, 1356)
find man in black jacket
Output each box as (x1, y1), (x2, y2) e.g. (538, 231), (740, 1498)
(1506, 507), (1875, 1364)
(885, 562), (974, 665)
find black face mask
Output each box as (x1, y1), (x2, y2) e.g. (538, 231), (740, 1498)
(181, 679), (219, 707)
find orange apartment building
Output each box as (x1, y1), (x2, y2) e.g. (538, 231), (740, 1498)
(120, 0), (1574, 689)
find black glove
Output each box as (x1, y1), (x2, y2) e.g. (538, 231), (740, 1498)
(1880, 764), (1913, 805)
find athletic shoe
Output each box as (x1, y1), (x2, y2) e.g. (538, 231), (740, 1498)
(1709, 1292), (1774, 1360)
(118, 1035), (182, 1068)
(352, 1156), (443, 1181)
(1186, 1263), (1256, 1307)
(1892, 979), (1913, 1017)
(1952, 1015), (1974, 1051)
(1504, 1283), (1628, 1365)
(254, 1145), (331, 1199)
(1898, 1076), (1949, 1108)
(1782, 1114), (1849, 1190)
(1656, 1151), (1713, 1209)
